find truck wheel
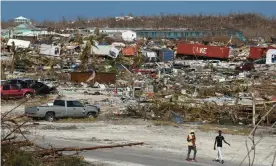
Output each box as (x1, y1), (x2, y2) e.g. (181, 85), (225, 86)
(45, 112), (55, 122)
(87, 112), (98, 118)
(24, 93), (32, 99)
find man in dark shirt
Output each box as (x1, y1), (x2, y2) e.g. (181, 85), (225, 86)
(214, 130), (230, 163)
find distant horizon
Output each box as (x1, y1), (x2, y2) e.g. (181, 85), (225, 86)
(2, 1), (276, 22)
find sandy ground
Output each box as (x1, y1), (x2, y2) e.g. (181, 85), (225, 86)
(27, 119), (276, 166)
(2, 93), (276, 166)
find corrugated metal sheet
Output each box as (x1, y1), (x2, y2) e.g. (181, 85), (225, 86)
(71, 72), (116, 84)
(122, 47), (136, 56)
(176, 43), (230, 59)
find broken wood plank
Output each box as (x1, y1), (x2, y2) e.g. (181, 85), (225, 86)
(36, 142), (144, 156)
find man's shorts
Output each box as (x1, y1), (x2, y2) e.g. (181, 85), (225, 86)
(188, 146), (196, 150)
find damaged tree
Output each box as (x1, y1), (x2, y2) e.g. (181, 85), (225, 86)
(1, 108), (144, 165)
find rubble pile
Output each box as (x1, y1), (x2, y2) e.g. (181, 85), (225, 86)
(1, 21), (276, 127)
(229, 47), (250, 60)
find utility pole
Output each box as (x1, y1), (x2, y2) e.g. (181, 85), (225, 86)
(252, 92), (256, 126)
(252, 79), (256, 126)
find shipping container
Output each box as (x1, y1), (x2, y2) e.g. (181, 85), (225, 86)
(158, 49), (174, 62)
(207, 46), (230, 59)
(71, 72), (116, 84)
(249, 46), (276, 60)
(176, 43), (230, 59)
(249, 47), (266, 60)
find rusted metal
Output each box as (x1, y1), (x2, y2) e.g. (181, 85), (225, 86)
(71, 72), (116, 84)
(176, 43), (230, 59)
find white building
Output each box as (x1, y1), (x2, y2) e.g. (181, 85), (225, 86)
(14, 16), (30, 24)
(122, 30), (136, 42)
(266, 49), (276, 64)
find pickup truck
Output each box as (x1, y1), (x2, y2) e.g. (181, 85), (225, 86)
(1, 84), (35, 99)
(24, 99), (100, 121)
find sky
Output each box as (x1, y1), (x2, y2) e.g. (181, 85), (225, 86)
(1, 1), (276, 21)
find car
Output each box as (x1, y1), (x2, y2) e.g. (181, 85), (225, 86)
(1, 84), (35, 99)
(235, 62), (255, 71)
(7, 79), (29, 88)
(30, 82), (57, 95)
(25, 99), (100, 121)
(38, 78), (58, 88)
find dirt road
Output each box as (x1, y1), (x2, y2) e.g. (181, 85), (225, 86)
(26, 119), (275, 166)
(30, 134), (238, 166)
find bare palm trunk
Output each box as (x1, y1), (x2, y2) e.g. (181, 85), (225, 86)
(10, 52), (15, 74)
(10, 42), (16, 74)
(1, 63), (6, 80)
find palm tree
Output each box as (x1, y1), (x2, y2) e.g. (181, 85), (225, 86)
(1, 62), (7, 80)
(79, 34), (99, 70)
(133, 49), (144, 68)
(10, 41), (16, 74)
(79, 40), (91, 71)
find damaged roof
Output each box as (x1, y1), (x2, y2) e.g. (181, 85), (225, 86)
(14, 23), (39, 30)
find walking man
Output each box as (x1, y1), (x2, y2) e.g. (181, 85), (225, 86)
(186, 130), (197, 162)
(214, 130), (230, 164)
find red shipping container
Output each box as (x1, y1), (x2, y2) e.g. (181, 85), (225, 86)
(177, 43), (207, 57)
(207, 45), (230, 59)
(177, 43), (230, 59)
(249, 46), (276, 60)
(122, 47), (136, 56)
(249, 47), (266, 60)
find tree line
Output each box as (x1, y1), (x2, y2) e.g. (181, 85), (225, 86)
(1, 13), (276, 39)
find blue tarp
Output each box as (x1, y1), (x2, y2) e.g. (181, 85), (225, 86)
(170, 111), (184, 124)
